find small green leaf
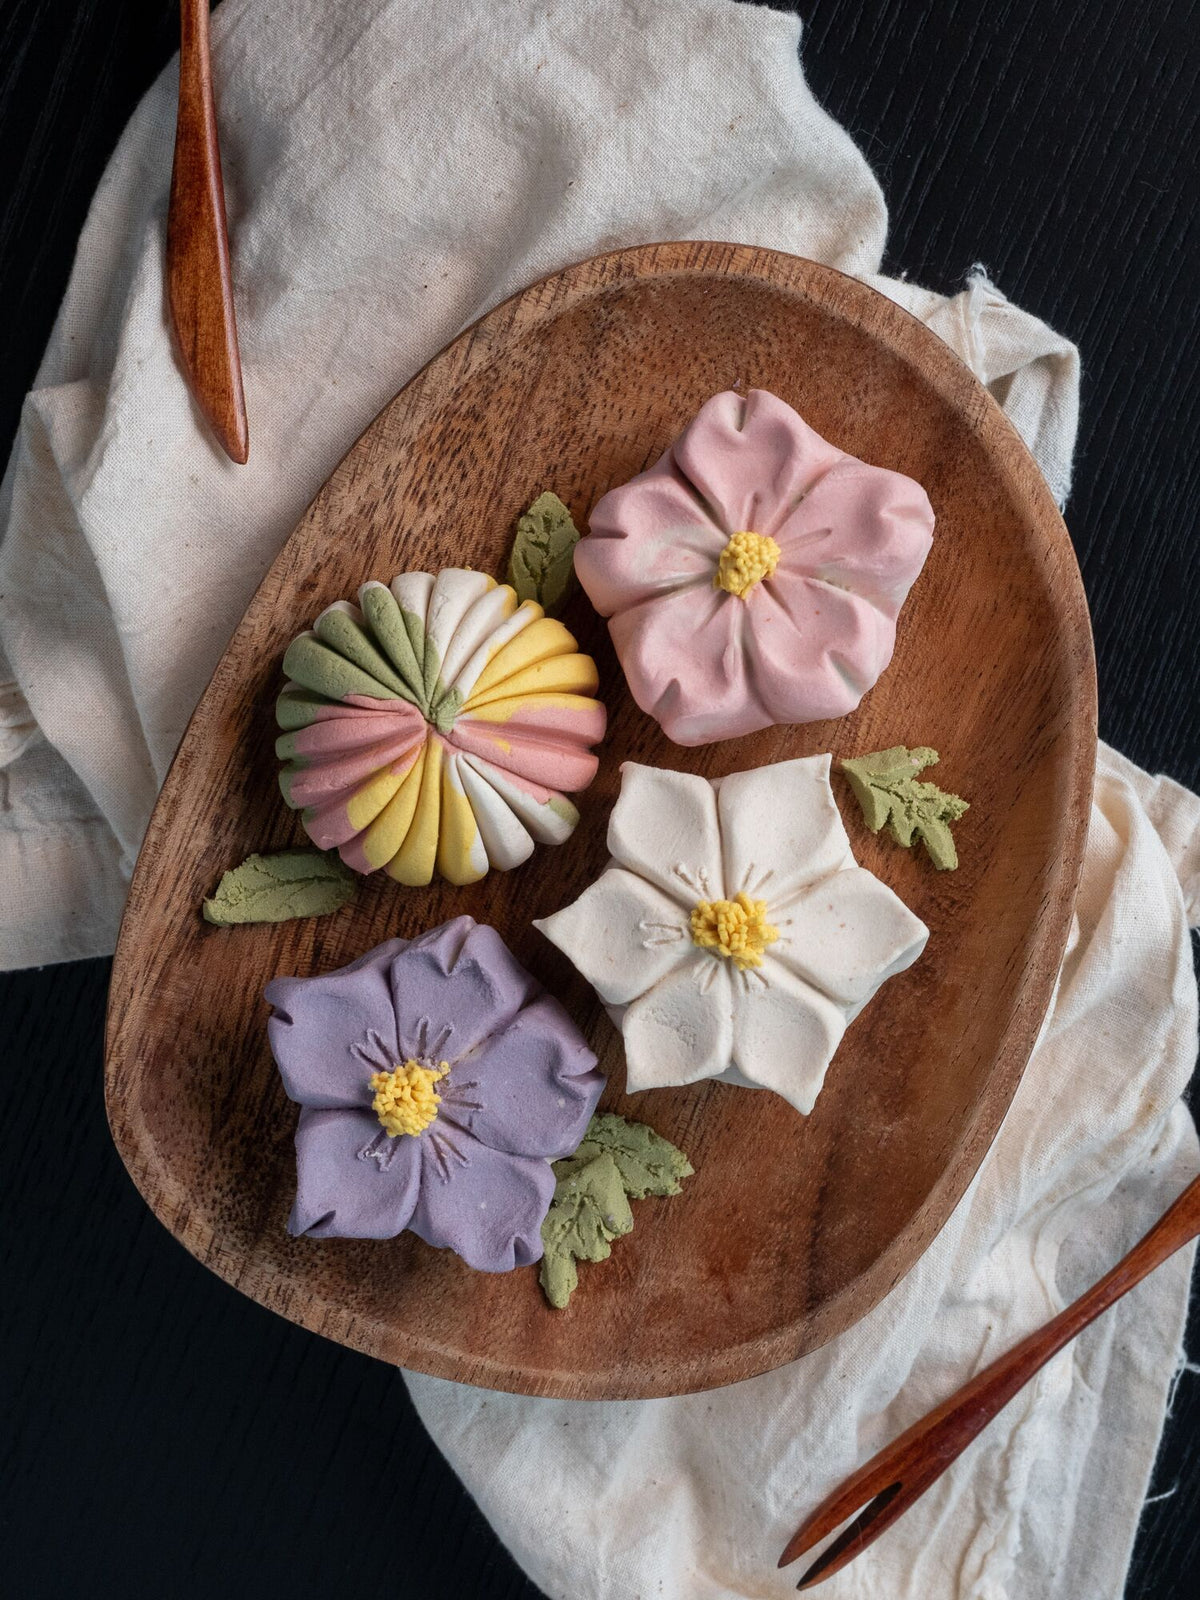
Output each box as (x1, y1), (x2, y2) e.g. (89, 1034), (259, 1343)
(840, 746), (969, 871)
(507, 492), (580, 614)
(565, 1110), (694, 1199)
(538, 1113), (693, 1309)
(202, 850), (357, 925)
(539, 1150), (633, 1310)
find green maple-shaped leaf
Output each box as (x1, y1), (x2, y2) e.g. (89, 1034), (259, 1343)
(840, 746), (970, 871)
(539, 1150), (633, 1310)
(507, 492), (580, 614)
(564, 1110), (694, 1199)
(538, 1114), (693, 1309)
(202, 849), (357, 925)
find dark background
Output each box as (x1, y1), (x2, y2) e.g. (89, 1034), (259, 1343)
(3, 1), (1198, 1595)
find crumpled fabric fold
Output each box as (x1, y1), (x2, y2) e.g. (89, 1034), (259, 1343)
(0, 4), (1195, 1598)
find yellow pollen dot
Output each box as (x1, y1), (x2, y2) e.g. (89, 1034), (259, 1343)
(689, 892), (779, 970)
(369, 1059), (450, 1138)
(713, 530), (781, 597)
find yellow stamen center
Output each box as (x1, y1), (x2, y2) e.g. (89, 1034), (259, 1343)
(713, 530), (781, 597)
(689, 893), (779, 970)
(370, 1059), (449, 1138)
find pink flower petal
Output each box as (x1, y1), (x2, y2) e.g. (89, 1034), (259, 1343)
(741, 572), (894, 725)
(773, 457), (934, 617)
(672, 389), (845, 537)
(580, 455), (725, 614)
(608, 583), (771, 746)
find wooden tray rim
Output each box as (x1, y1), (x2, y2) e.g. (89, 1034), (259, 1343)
(104, 241), (1098, 1397)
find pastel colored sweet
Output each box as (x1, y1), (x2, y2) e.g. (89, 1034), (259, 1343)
(575, 389), (935, 746)
(534, 757), (928, 1117)
(276, 568), (606, 884)
(265, 916), (606, 1267)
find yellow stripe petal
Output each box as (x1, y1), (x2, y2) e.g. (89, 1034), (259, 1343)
(344, 757), (412, 833)
(462, 691), (605, 725)
(464, 617), (579, 704)
(386, 736), (443, 885)
(464, 654), (599, 711)
(436, 758), (489, 885)
(359, 744), (427, 869)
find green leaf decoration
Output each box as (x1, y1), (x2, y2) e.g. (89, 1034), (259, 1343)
(840, 746), (970, 871)
(539, 1150), (633, 1311)
(202, 849), (357, 925)
(539, 1113), (694, 1309)
(507, 492), (580, 614)
(563, 1110), (694, 1199)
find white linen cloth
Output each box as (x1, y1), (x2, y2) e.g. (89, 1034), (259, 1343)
(1, 2), (1195, 1596)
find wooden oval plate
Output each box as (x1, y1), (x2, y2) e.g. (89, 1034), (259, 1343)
(105, 242), (1096, 1399)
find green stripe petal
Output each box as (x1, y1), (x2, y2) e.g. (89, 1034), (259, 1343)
(358, 585), (429, 706)
(314, 607), (420, 704)
(282, 634), (401, 704)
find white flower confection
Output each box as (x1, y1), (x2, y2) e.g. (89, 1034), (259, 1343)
(535, 756), (929, 1115)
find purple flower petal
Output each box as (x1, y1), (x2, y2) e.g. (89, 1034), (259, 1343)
(269, 917), (609, 1262)
(266, 937), (408, 1109)
(386, 916), (541, 1063)
(408, 1131), (555, 1272)
(440, 994), (603, 1159)
(289, 1105), (422, 1238)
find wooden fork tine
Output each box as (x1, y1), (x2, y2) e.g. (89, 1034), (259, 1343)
(790, 1481), (915, 1588)
(779, 1366), (1005, 1581)
(777, 1422), (927, 1571)
(779, 1471), (894, 1566)
(780, 1175), (1200, 1587)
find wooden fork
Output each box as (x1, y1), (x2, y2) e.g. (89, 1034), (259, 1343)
(779, 1172), (1200, 1588)
(166, 0), (249, 463)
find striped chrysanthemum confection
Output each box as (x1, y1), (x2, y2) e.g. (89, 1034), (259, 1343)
(276, 568), (606, 885)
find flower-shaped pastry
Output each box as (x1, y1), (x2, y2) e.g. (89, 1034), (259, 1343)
(265, 917), (605, 1268)
(277, 568), (606, 884)
(576, 389), (935, 746)
(534, 758), (928, 1116)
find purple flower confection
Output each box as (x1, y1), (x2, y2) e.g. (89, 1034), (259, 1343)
(265, 915), (605, 1271)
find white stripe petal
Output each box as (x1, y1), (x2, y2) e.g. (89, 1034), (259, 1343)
(460, 753), (577, 844)
(440, 583), (516, 692)
(456, 756), (535, 870)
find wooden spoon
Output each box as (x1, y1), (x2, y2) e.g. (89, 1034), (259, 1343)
(166, 0), (249, 463)
(779, 1171), (1200, 1588)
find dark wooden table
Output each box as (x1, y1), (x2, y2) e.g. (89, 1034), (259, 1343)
(2, 2), (1198, 1595)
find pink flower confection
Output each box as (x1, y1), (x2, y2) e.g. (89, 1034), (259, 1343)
(575, 389), (935, 746)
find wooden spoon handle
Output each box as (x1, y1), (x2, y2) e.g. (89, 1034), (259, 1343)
(166, 0), (249, 463)
(781, 1172), (1200, 1580)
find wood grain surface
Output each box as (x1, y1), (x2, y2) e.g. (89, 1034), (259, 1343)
(3, 1), (1198, 1596)
(104, 243), (1095, 1399)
